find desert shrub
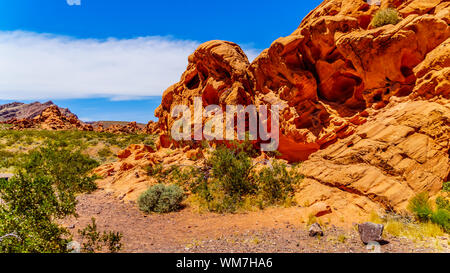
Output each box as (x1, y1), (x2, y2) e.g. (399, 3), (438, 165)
(370, 212), (444, 239)
(138, 184), (184, 213)
(190, 145), (302, 212)
(0, 150), (21, 170)
(443, 181), (450, 192)
(256, 161), (302, 207)
(0, 173), (75, 252)
(145, 163), (164, 177)
(408, 192), (433, 221)
(408, 193), (450, 233)
(209, 146), (254, 198)
(436, 196), (450, 211)
(191, 146), (254, 213)
(97, 147), (112, 158)
(371, 8), (401, 28)
(21, 145), (99, 193)
(431, 209), (450, 233)
(78, 218), (123, 253)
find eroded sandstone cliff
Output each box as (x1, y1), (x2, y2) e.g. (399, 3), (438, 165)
(149, 0), (449, 162)
(101, 0), (449, 220)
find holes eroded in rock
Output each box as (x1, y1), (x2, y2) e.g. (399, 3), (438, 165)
(400, 66), (414, 78)
(186, 74), (200, 90)
(372, 92), (382, 102)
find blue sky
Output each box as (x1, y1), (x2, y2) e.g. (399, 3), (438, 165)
(0, 0), (322, 123)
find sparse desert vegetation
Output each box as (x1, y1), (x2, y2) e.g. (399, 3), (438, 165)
(370, 8), (402, 28)
(369, 188), (450, 243)
(138, 184), (185, 213)
(142, 144), (303, 213)
(0, 129), (155, 172)
(0, 129), (151, 252)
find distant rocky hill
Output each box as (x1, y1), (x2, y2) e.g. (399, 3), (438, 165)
(87, 121), (146, 129)
(4, 103), (145, 134)
(0, 101), (74, 122)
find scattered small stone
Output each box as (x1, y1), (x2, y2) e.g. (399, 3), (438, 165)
(309, 223), (324, 237)
(67, 241), (81, 253)
(68, 224), (75, 229)
(358, 222), (384, 244)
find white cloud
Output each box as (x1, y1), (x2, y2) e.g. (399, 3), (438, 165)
(67, 0), (81, 6)
(0, 31), (260, 101)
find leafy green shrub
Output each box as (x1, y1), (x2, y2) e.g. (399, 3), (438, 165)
(443, 181), (450, 192)
(22, 145), (99, 193)
(78, 218), (123, 253)
(0, 173), (75, 252)
(436, 196), (450, 211)
(0, 150), (21, 170)
(408, 193), (433, 221)
(371, 8), (401, 28)
(191, 146), (254, 213)
(190, 145), (302, 213)
(256, 161), (302, 207)
(145, 163), (164, 177)
(408, 193), (450, 233)
(431, 209), (450, 233)
(209, 146), (254, 198)
(97, 147), (112, 158)
(138, 184), (184, 213)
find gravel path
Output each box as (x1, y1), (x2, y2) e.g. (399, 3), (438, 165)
(61, 189), (450, 253)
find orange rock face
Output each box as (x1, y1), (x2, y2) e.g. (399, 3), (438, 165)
(94, 0), (449, 222)
(101, 121), (143, 134)
(297, 98), (449, 216)
(150, 0), (450, 163)
(94, 144), (196, 202)
(153, 40), (252, 136)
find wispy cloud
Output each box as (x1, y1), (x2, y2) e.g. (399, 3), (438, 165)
(0, 31), (260, 101)
(67, 0), (81, 6)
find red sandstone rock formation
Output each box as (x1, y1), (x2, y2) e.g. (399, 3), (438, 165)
(149, 0), (449, 163)
(111, 0), (447, 218)
(101, 121), (143, 134)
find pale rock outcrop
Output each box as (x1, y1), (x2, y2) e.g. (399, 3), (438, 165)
(297, 99), (449, 214)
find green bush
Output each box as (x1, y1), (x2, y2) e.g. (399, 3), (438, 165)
(431, 209), (450, 233)
(209, 146), (254, 198)
(0, 150), (21, 170)
(189, 145), (302, 213)
(0, 173), (75, 252)
(191, 146), (254, 213)
(408, 193), (450, 233)
(443, 181), (450, 192)
(138, 184), (184, 213)
(97, 147), (112, 158)
(145, 163), (164, 177)
(436, 196), (450, 211)
(371, 8), (401, 28)
(408, 193), (433, 221)
(22, 145), (99, 193)
(78, 218), (123, 253)
(256, 161), (302, 207)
